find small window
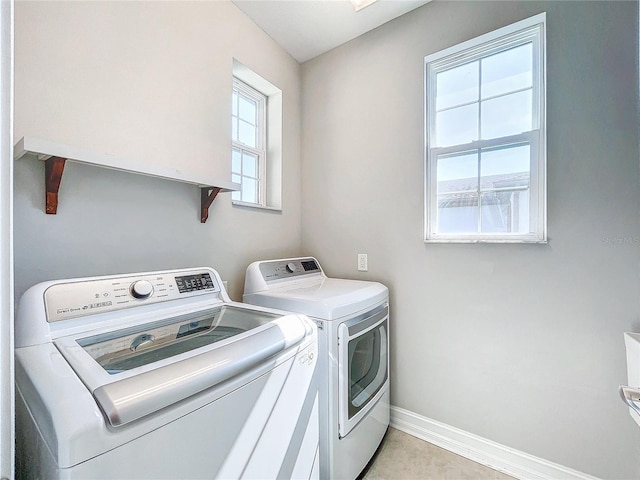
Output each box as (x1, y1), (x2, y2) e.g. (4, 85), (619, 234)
(424, 13), (546, 243)
(232, 79), (266, 205)
(231, 60), (283, 211)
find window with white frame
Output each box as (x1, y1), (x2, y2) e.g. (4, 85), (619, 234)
(232, 78), (266, 206)
(424, 13), (546, 243)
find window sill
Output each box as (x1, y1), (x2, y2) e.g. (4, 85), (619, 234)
(424, 237), (548, 244)
(232, 200), (282, 212)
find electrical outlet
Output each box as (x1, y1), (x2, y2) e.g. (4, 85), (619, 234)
(357, 254), (368, 272)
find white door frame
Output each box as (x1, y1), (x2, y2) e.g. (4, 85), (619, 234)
(0, 0), (14, 478)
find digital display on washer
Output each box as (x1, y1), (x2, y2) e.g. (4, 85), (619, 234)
(175, 273), (214, 293)
(301, 260), (319, 271)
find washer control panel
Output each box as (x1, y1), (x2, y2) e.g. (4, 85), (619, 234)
(44, 269), (219, 323)
(258, 258), (322, 282)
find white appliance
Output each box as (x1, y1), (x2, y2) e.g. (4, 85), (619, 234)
(243, 257), (389, 480)
(15, 267), (319, 480)
(619, 332), (640, 427)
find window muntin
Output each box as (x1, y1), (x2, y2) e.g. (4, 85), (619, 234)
(425, 14), (546, 243)
(232, 79), (266, 205)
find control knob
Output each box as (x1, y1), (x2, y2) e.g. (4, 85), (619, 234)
(286, 262), (297, 273)
(131, 280), (154, 299)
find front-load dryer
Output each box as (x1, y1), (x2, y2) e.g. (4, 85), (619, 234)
(244, 257), (390, 480)
(15, 267), (319, 479)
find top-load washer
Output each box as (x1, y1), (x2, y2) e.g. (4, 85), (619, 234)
(244, 257), (389, 480)
(15, 267), (319, 480)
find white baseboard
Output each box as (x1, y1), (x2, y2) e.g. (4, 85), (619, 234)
(390, 406), (600, 480)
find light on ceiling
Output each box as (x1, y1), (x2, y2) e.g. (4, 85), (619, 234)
(349, 0), (377, 12)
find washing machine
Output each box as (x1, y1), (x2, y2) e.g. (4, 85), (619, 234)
(244, 257), (389, 480)
(15, 267), (319, 479)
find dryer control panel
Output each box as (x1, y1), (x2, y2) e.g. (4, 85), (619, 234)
(44, 268), (220, 322)
(258, 258), (322, 282)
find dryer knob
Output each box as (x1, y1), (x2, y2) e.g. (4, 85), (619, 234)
(286, 262), (297, 273)
(131, 280), (154, 299)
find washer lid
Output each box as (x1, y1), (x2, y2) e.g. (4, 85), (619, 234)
(54, 304), (311, 427)
(244, 278), (388, 320)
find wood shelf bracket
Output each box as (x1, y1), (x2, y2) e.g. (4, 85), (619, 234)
(45, 156), (67, 214)
(200, 187), (222, 223)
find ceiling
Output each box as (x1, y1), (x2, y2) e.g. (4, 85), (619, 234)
(231, 0), (431, 63)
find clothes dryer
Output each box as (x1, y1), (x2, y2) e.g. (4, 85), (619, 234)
(244, 257), (389, 480)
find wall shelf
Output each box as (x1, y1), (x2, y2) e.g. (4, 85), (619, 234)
(14, 137), (240, 223)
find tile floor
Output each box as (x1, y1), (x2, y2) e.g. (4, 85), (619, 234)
(359, 428), (516, 480)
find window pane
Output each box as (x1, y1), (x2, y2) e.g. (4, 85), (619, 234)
(232, 149), (241, 174)
(481, 192), (509, 233)
(438, 194), (478, 233)
(480, 145), (530, 233)
(242, 152), (258, 178)
(231, 118), (238, 142)
(481, 190), (529, 234)
(436, 103), (478, 147)
(481, 43), (532, 99)
(481, 89), (532, 140)
(437, 151), (479, 234)
(480, 144), (530, 183)
(437, 151), (478, 192)
(232, 165), (241, 201)
(232, 91), (238, 116)
(436, 61), (478, 110)
(238, 120), (256, 147)
(238, 95), (257, 124)
(242, 178), (258, 204)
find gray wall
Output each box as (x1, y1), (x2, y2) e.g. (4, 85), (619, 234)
(301, 1), (640, 478)
(13, 1), (302, 301)
(13, 0), (640, 478)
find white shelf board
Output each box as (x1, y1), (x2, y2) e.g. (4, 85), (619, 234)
(14, 136), (240, 192)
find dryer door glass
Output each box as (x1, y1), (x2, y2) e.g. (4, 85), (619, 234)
(338, 305), (388, 437)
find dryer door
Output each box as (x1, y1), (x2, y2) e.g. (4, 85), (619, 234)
(337, 305), (388, 438)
